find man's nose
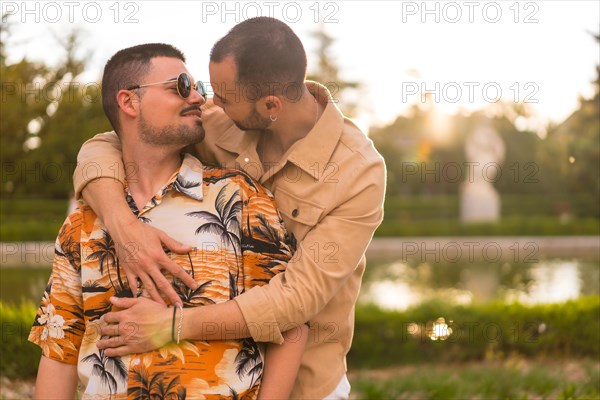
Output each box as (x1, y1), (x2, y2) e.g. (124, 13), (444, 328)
(188, 87), (206, 106)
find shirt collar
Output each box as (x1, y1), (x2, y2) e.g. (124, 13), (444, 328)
(173, 153), (205, 201)
(126, 153), (204, 216)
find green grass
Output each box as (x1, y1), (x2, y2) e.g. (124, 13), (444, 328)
(2, 359), (598, 399)
(349, 359), (600, 400)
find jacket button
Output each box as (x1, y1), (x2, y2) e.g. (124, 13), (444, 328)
(292, 209), (299, 217)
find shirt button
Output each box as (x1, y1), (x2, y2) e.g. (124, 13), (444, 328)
(292, 209), (299, 217)
(244, 157), (250, 163)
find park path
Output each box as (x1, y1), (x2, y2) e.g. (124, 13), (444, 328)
(1, 236), (598, 267)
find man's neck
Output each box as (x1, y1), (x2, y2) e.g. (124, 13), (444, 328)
(122, 142), (183, 211)
(259, 87), (323, 163)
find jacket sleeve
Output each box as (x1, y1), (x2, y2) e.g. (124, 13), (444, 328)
(73, 131), (123, 199)
(234, 154), (386, 343)
(73, 101), (237, 198)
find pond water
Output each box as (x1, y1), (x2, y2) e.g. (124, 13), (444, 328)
(1, 257), (599, 308)
(359, 257), (600, 310)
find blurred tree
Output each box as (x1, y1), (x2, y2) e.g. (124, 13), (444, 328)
(1, 22), (110, 198)
(0, 12), (8, 65)
(536, 33), (600, 217)
(1, 17), (51, 197)
(306, 22), (360, 118)
(371, 102), (466, 196)
(371, 101), (544, 198)
(490, 108), (541, 196)
(370, 105), (425, 196)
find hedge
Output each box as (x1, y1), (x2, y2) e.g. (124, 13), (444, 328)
(2, 297), (598, 378)
(2, 197), (599, 240)
(0, 301), (40, 378)
(349, 296), (600, 368)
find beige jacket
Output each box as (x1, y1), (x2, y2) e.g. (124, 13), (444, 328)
(74, 82), (386, 399)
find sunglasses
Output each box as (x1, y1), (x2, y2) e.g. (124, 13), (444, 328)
(128, 72), (207, 100)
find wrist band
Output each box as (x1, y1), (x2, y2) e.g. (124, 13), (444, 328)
(171, 306), (177, 343)
(176, 305), (184, 344)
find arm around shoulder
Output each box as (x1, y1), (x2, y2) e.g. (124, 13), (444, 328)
(235, 153), (386, 337)
(73, 130), (195, 306)
(73, 131), (124, 199)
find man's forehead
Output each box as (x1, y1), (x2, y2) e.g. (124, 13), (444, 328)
(210, 56), (237, 82)
(209, 57), (240, 98)
(148, 56), (188, 78)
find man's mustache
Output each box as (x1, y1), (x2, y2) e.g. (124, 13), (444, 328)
(181, 105), (201, 115)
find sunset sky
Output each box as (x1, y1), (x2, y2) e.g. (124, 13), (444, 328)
(3, 1), (599, 133)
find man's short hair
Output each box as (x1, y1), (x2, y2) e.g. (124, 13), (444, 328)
(210, 17), (307, 102)
(102, 43), (185, 133)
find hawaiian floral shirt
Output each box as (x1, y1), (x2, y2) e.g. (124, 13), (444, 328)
(29, 154), (293, 399)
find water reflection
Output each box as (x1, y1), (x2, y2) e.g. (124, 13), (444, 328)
(512, 261), (581, 304)
(2, 258), (599, 309)
(359, 258), (599, 310)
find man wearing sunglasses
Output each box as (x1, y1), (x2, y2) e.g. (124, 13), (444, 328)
(73, 18), (386, 399)
(31, 43), (306, 399)
(127, 71), (208, 101)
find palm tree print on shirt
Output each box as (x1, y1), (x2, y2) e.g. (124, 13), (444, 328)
(173, 252), (216, 307)
(235, 338), (263, 390)
(87, 229), (133, 299)
(174, 174), (202, 201)
(29, 156), (292, 399)
(186, 185), (243, 291)
(81, 348), (127, 395)
(128, 366), (183, 400)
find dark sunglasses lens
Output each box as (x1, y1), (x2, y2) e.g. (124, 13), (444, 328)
(178, 73), (192, 98)
(197, 81), (207, 100)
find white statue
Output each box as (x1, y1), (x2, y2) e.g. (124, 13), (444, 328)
(460, 118), (505, 223)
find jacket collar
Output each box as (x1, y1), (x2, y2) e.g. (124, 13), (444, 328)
(214, 81), (344, 180)
(286, 81), (344, 179)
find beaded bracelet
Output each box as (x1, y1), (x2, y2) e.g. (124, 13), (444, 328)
(176, 305), (184, 344)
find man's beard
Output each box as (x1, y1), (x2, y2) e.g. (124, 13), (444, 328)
(233, 103), (271, 131)
(138, 111), (205, 146)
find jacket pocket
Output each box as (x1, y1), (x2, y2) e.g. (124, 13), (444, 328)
(275, 187), (325, 239)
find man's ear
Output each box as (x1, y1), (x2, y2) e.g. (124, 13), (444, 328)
(116, 89), (139, 118)
(260, 95), (283, 115)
